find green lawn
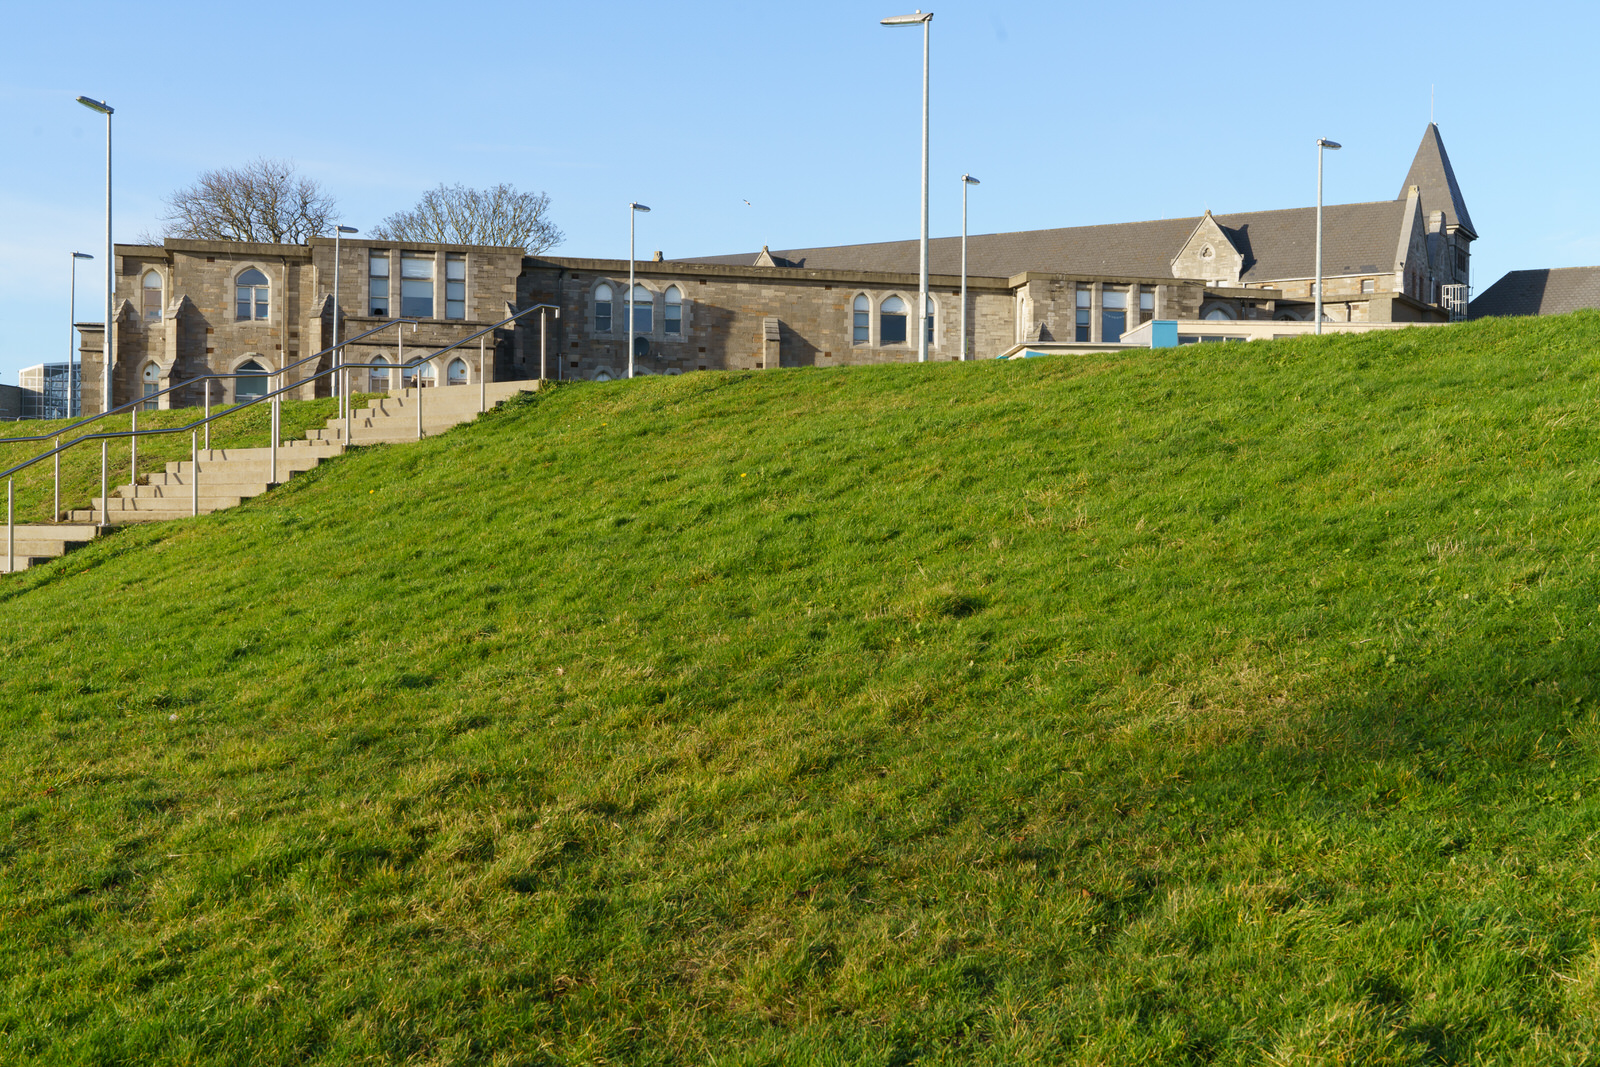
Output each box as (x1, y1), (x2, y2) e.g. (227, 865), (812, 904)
(5, 314), (1600, 1064)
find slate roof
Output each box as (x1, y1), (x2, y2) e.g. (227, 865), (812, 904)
(1470, 267), (1600, 319)
(1398, 123), (1476, 237)
(683, 200), (1407, 284)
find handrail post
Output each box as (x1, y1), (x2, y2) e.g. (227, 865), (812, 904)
(270, 397), (278, 486)
(99, 440), (107, 529)
(344, 361), (352, 445)
(417, 362), (424, 440)
(53, 436), (60, 522)
(480, 334), (486, 413)
(7, 478), (13, 575)
(130, 407), (138, 487)
(191, 430), (198, 518)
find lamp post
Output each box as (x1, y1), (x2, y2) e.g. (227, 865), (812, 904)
(628, 202), (650, 379)
(881, 10), (933, 363)
(333, 224), (357, 413)
(1315, 137), (1341, 336)
(960, 174), (979, 360)
(69, 252), (94, 417)
(76, 95), (113, 412)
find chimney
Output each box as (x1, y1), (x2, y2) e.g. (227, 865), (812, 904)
(652, 250), (663, 262)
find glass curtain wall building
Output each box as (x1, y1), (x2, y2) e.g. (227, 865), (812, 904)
(18, 363), (82, 419)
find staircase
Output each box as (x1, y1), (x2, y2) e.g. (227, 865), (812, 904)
(4, 381), (535, 569)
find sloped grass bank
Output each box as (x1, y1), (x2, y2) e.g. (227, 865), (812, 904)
(5, 314), (1600, 1063)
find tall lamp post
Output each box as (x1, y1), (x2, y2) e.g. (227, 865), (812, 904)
(960, 174), (979, 360)
(881, 10), (933, 363)
(333, 224), (358, 413)
(628, 202), (650, 379)
(76, 95), (113, 412)
(69, 252), (94, 417)
(1315, 137), (1341, 336)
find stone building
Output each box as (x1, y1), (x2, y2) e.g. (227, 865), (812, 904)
(79, 125), (1471, 407)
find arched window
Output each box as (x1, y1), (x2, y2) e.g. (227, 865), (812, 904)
(447, 357), (468, 385)
(629, 285), (652, 333)
(664, 286), (682, 335)
(403, 362), (436, 389)
(595, 283), (613, 332)
(236, 268), (269, 321)
(594, 368), (614, 383)
(141, 363), (160, 410)
(235, 360), (268, 400)
(879, 295), (907, 345)
(142, 271), (162, 322)
(369, 354), (390, 392)
(853, 294), (869, 344)
(1203, 307), (1234, 321)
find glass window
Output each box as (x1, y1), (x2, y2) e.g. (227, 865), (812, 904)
(369, 252), (390, 316)
(236, 268), (269, 321)
(853, 294), (870, 344)
(880, 295), (907, 344)
(926, 307), (935, 346)
(447, 357), (468, 385)
(1361, 278), (1375, 294)
(236, 359), (268, 399)
(403, 361), (436, 389)
(664, 286), (682, 335)
(628, 285), (652, 333)
(142, 272), (162, 322)
(1101, 288), (1127, 343)
(400, 251), (434, 318)
(369, 354), (390, 392)
(595, 284), (613, 332)
(141, 362), (159, 410)
(1139, 287), (1155, 323)
(445, 252), (466, 319)
(1076, 286), (1090, 342)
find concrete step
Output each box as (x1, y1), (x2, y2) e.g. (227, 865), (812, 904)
(93, 495), (243, 513)
(145, 471), (280, 489)
(306, 422), (468, 443)
(2, 524), (100, 543)
(118, 483), (270, 501)
(0, 555), (50, 573)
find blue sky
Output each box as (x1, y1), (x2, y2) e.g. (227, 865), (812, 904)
(1, 0), (1591, 386)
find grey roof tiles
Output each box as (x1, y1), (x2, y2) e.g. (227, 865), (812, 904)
(1470, 267), (1600, 318)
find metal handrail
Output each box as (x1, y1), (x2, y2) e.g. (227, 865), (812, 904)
(5, 304), (555, 573)
(0, 317), (418, 449)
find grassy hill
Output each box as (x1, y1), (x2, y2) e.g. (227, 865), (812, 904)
(5, 313), (1600, 1064)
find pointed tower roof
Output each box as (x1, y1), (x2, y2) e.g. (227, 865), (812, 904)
(1398, 123), (1475, 238)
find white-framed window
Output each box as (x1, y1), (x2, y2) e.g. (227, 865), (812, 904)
(1075, 288), (1090, 341)
(1102, 287), (1127, 342)
(235, 359), (269, 399)
(369, 354), (390, 392)
(400, 251), (434, 318)
(628, 285), (652, 333)
(1139, 286), (1155, 324)
(595, 283), (614, 332)
(142, 271), (162, 322)
(369, 251), (391, 316)
(879, 295), (908, 344)
(664, 286), (682, 335)
(853, 294), (869, 344)
(236, 268), (269, 321)
(141, 362), (159, 409)
(1361, 278), (1375, 294)
(447, 357), (468, 385)
(445, 252), (466, 319)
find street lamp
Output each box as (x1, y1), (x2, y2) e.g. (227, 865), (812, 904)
(69, 252), (94, 417)
(333, 224), (357, 413)
(628, 202), (650, 380)
(881, 9), (933, 363)
(76, 95), (113, 412)
(1315, 137), (1341, 336)
(960, 174), (979, 361)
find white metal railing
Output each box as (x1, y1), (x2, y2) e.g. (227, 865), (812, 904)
(1441, 284), (1472, 322)
(4, 304), (556, 574)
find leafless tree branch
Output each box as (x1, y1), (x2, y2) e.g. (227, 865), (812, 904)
(157, 159), (338, 244)
(370, 184), (564, 255)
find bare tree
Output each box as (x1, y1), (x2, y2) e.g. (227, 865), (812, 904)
(371, 184), (564, 254)
(156, 158), (339, 244)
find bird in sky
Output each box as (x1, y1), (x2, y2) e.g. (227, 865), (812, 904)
(743, 199), (752, 206)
